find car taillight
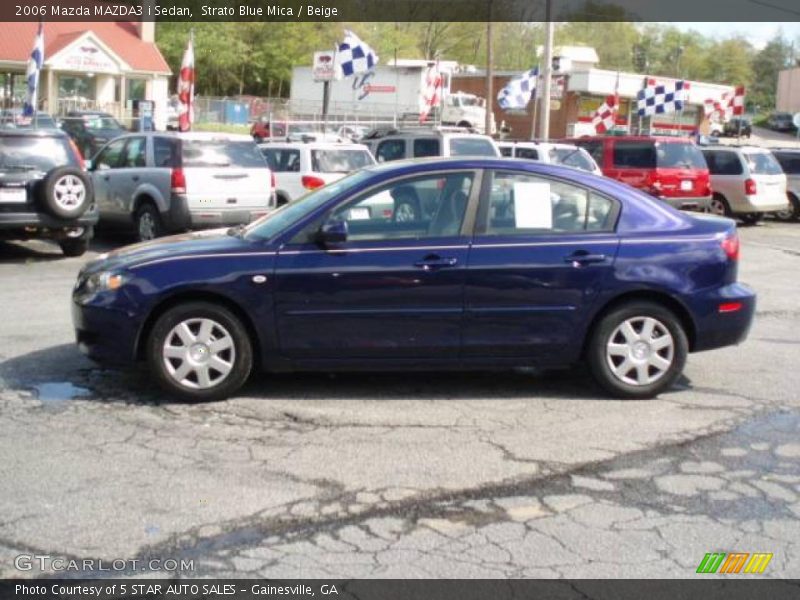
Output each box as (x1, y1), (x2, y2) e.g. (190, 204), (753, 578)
(68, 138), (85, 170)
(302, 175), (325, 190)
(171, 168), (186, 194)
(744, 178), (757, 196)
(721, 232), (740, 261)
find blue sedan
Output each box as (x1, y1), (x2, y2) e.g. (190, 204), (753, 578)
(72, 158), (755, 401)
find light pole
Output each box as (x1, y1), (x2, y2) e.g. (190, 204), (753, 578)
(485, 8), (493, 136)
(538, 0), (553, 141)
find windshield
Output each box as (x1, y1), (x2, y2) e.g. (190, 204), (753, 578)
(550, 147), (596, 172)
(182, 140), (266, 168)
(0, 136), (76, 171)
(745, 152), (783, 175)
(83, 116), (123, 131)
(656, 142), (707, 169)
(245, 169), (372, 241)
(449, 137), (497, 157)
(311, 149), (374, 173)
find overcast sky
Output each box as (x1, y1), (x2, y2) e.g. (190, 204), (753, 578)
(671, 22), (800, 49)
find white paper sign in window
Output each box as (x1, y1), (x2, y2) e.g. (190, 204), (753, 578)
(513, 181), (552, 229)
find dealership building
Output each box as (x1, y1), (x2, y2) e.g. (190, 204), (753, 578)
(0, 21), (171, 129)
(452, 46), (736, 139)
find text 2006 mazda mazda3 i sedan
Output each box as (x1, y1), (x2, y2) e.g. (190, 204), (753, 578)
(72, 157), (755, 401)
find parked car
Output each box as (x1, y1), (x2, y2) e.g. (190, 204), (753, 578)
(566, 135), (712, 211)
(362, 127), (500, 163)
(722, 117), (752, 138)
(250, 121), (319, 143)
(72, 157), (755, 402)
(767, 112), (796, 132)
(61, 111), (128, 159)
(497, 141), (603, 175)
(0, 129), (96, 256)
(700, 146), (788, 224)
(771, 148), (800, 221)
(336, 124), (370, 143)
(258, 141), (375, 206)
(0, 109), (58, 130)
(88, 132), (275, 242)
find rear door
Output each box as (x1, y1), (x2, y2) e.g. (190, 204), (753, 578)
(464, 169), (620, 361)
(181, 138), (271, 213)
(702, 149), (743, 210)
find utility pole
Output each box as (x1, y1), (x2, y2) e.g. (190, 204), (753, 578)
(485, 9), (493, 136)
(538, 0), (554, 141)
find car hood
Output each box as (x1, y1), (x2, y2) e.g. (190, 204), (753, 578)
(83, 228), (253, 275)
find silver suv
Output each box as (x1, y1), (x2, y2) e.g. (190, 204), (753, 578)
(771, 148), (800, 221)
(700, 146), (788, 224)
(362, 127), (500, 163)
(89, 132), (275, 241)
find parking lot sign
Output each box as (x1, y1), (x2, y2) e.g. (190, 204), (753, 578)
(313, 51), (336, 82)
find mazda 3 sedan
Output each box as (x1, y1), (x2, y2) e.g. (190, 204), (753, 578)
(72, 158), (755, 401)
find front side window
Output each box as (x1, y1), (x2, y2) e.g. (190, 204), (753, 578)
(375, 139), (406, 163)
(121, 137), (146, 168)
(481, 171), (615, 236)
(94, 139), (126, 170)
(324, 172), (475, 241)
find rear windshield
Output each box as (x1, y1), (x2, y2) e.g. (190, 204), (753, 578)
(656, 142), (707, 169)
(613, 141), (706, 170)
(448, 137), (497, 157)
(311, 149), (374, 173)
(182, 140), (267, 168)
(745, 152), (783, 175)
(0, 136), (77, 171)
(550, 147), (595, 172)
(0, 113), (56, 129)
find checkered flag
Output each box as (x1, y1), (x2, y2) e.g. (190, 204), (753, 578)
(704, 86), (745, 120)
(637, 79), (688, 117)
(497, 68), (538, 111)
(335, 30), (378, 79)
(592, 94), (618, 134)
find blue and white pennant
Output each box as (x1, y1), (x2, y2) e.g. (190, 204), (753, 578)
(636, 79), (688, 117)
(23, 22), (44, 117)
(497, 68), (538, 111)
(335, 30), (378, 79)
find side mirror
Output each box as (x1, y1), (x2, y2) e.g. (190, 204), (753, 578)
(317, 220), (348, 245)
(85, 159), (93, 170)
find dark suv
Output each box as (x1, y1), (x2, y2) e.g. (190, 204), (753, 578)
(0, 129), (97, 256)
(60, 111), (127, 159)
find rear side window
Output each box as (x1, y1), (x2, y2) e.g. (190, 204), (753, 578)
(261, 148), (301, 172)
(613, 141), (656, 168)
(0, 135), (78, 171)
(311, 149), (373, 173)
(745, 152), (783, 175)
(153, 137), (180, 168)
(774, 152), (800, 174)
(375, 139), (405, 162)
(656, 143), (707, 169)
(550, 147), (596, 172)
(703, 151), (743, 176)
(413, 138), (440, 157)
(182, 140), (266, 168)
(448, 137), (497, 156)
(499, 146), (513, 157)
(515, 147), (539, 160)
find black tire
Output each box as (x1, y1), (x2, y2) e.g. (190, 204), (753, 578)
(740, 212), (763, 225)
(775, 193), (800, 222)
(709, 194), (731, 217)
(135, 203), (164, 242)
(58, 226), (93, 257)
(276, 193), (290, 207)
(587, 301), (689, 400)
(147, 302), (253, 402)
(41, 167), (92, 219)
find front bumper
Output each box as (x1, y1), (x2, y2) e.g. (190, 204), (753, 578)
(72, 297), (141, 365)
(0, 206), (98, 238)
(691, 282), (756, 353)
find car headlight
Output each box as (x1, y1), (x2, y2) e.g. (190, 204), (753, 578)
(82, 271), (130, 295)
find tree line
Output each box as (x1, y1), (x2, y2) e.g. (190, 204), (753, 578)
(155, 21), (797, 111)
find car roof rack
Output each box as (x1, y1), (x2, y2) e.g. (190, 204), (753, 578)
(361, 125), (479, 140)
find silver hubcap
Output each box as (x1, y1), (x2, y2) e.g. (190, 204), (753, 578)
(54, 175), (86, 211)
(162, 318), (235, 390)
(394, 202), (416, 222)
(606, 316), (674, 386)
(138, 212), (156, 240)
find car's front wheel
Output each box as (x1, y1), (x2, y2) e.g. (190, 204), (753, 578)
(587, 301), (688, 399)
(147, 302), (253, 401)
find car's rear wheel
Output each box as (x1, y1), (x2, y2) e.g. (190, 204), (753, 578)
(587, 301), (688, 399)
(709, 194), (731, 217)
(147, 302), (253, 401)
(42, 167), (91, 219)
(135, 203), (163, 242)
(775, 193), (800, 222)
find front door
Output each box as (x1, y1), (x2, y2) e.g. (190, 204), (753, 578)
(463, 169), (620, 361)
(274, 170), (480, 362)
(90, 138), (126, 225)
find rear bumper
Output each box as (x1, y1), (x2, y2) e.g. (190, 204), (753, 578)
(0, 206), (98, 238)
(733, 198), (788, 213)
(165, 194), (273, 231)
(691, 282), (756, 353)
(660, 195), (712, 211)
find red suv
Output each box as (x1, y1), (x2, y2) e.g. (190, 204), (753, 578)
(565, 136), (712, 211)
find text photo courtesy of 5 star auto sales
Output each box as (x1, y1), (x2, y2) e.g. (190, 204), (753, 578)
(3, 1), (800, 590)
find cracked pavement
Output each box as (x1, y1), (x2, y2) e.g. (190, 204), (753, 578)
(1, 222), (799, 578)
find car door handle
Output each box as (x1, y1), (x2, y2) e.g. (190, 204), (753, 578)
(414, 256), (458, 270)
(131, 175), (139, 182)
(102, 175), (110, 181)
(564, 252), (607, 265)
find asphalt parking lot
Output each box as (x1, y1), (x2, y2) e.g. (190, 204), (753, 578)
(1, 221), (799, 579)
